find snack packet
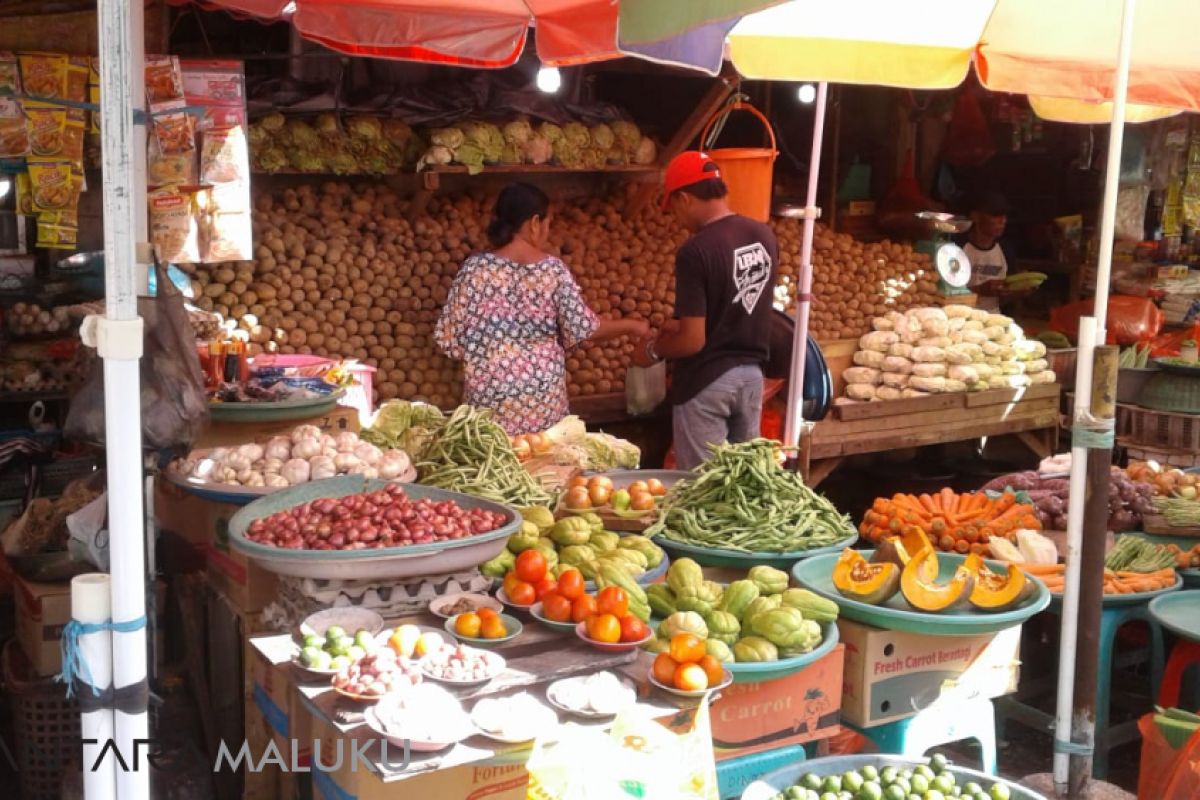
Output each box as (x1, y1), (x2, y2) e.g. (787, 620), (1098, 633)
(18, 51), (67, 98)
(149, 187), (201, 263)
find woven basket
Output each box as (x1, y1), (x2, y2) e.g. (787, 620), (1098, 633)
(2, 640), (80, 800)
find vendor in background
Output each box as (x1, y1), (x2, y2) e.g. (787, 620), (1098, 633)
(959, 190), (1015, 312)
(435, 182), (648, 436)
(633, 152), (778, 470)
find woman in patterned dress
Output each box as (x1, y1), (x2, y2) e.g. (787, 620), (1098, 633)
(436, 183), (648, 435)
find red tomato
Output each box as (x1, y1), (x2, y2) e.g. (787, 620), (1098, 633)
(596, 586), (628, 618)
(542, 593), (573, 622)
(652, 653), (679, 685)
(674, 663), (708, 692)
(619, 615), (650, 643)
(515, 550), (548, 583)
(586, 613), (622, 643)
(668, 633), (706, 665)
(557, 568), (585, 601)
(534, 577), (558, 600)
(571, 595), (598, 623)
(697, 655), (725, 687)
(509, 581), (536, 606)
(502, 571), (521, 596)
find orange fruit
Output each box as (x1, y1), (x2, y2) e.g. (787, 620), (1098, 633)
(619, 615), (650, 643)
(588, 476), (614, 493)
(515, 550), (548, 583)
(477, 607), (499, 621)
(502, 571), (521, 596)
(480, 615), (508, 639)
(668, 633), (706, 665)
(630, 492), (655, 512)
(697, 655), (725, 687)
(586, 613), (621, 643)
(542, 592), (573, 622)
(596, 586), (628, 617)
(571, 595), (598, 623)
(628, 480), (649, 494)
(509, 581), (536, 606)
(557, 569), (585, 601)
(568, 475), (588, 490)
(652, 653), (679, 685)
(589, 485), (612, 506)
(534, 577), (558, 600)
(674, 663), (708, 692)
(646, 478), (667, 497)
(454, 612), (482, 638)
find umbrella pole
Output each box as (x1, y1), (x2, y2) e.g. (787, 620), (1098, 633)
(96, 0), (150, 798)
(1052, 0), (1137, 793)
(783, 82), (828, 450)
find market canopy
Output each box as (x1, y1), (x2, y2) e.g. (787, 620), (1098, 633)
(178, 0), (780, 73)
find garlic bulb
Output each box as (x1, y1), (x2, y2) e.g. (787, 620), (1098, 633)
(237, 443), (265, 463)
(310, 455), (337, 480)
(264, 437), (292, 461)
(291, 438), (322, 460)
(333, 452), (361, 472)
(353, 442), (382, 465)
(291, 425), (321, 444)
(335, 432), (361, 453)
(281, 459), (311, 484)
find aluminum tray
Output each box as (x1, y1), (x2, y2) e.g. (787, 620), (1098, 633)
(227, 475), (519, 580)
(208, 390), (344, 422)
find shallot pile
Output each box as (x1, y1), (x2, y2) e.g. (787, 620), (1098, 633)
(333, 650), (421, 697)
(245, 483), (507, 550)
(981, 467), (1155, 532)
(177, 424), (412, 488)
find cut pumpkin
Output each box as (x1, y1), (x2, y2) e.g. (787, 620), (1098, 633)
(969, 562), (1033, 612)
(900, 548), (980, 612)
(872, 528), (937, 582)
(833, 548), (900, 605)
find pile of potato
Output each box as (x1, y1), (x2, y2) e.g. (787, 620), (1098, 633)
(183, 181), (939, 408)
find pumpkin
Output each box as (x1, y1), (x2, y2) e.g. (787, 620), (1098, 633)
(871, 529), (937, 582)
(900, 548), (979, 612)
(832, 548), (900, 605)
(969, 562), (1033, 612)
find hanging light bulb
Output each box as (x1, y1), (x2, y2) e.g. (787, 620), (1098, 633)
(797, 84), (816, 104)
(536, 67), (562, 94)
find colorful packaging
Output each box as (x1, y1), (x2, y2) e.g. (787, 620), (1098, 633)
(24, 101), (66, 157)
(17, 51), (67, 98)
(65, 55), (88, 102)
(61, 107), (86, 163)
(150, 99), (195, 155)
(27, 160), (75, 212)
(0, 52), (21, 94)
(200, 126), (247, 185)
(145, 55), (184, 104)
(36, 220), (78, 250)
(0, 97), (29, 158)
(147, 134), (197, 187)
(149, 187), (201, 263)
(88, 58), (100, 134)
(14, 172), (34, 216)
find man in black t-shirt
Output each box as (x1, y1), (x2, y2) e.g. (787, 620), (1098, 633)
(632, 151), (779, 469)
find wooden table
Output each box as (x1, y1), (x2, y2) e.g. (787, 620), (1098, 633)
(802, 383), (1062, 486)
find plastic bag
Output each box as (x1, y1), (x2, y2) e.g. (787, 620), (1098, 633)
(1150, 323), (1200, 358)
(65, 261), (209, 450)
(526, 698), (718, 800)
(626, 361), (666, 416)
(1137, 712), (1200, 799)
(66, 492), (108, 570)
(1048, 295), (1163, 346)
(941, 91), (995, 168)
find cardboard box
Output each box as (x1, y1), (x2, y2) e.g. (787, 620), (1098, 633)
(660, 644), (844, 761)
(838, 619), (1021, 727)
(14, 574), (72, 677)
(197, 404), (359, 449)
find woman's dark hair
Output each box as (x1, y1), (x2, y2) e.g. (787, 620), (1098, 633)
(678, 177), (728, 202)
(487, 182), (551, 247)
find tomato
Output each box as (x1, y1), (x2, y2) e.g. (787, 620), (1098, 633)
(568, 475), (588, 490)
(596, 586), (629, 617)
(454, 612), (481, 638)
(515, 550), (548, 583)
(502, 571), (521, 596)
(557, 568), (585, 601)
(674, 663), (709, 692)
(668, 633), (706, 665)
(629, 491), (655, 512)
(588, 476), (614, 493)
(628, 480), (649, 494)
(589, 485), (612, 506)
(565, 487), (592, 510)
(645, 478), (667, 497)
(542, 592), (573, 622)
(534, 577), (558, 600)
(697, 655), (725, 687)
(508, 581), (536, 606)
(571, 595), (598, 623)
(586, 613), (622, 643)
(619, 615), (650, 643)
(480, 615), (508, 639)
(477, 607), (499, 621)
(652, 653), (679, 685)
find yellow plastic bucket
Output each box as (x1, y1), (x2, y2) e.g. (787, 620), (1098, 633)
(701, 102), (777, 223)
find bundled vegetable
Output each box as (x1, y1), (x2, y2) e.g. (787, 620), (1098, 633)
(860, 488), (1040, 554)
(981, 467), (1154, 532)
(416, 405), (554, 507)
(645, 439), (853, 553)
(1118, 342), (1153, 369)
(1105, 535), (1178, 572)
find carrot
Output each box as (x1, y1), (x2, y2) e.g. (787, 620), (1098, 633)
(1022, 563), (1066, 575)
(992, 493), (1017, 515)
(919, 494), (938, 515)
(940, 487), (956, 514)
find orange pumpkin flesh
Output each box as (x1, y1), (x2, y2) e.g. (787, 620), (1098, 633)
(833, 548), (900, 605)
(969, 562), (1032, 612)
(872, 529), (938, 582)
(900, 549), (979, 612)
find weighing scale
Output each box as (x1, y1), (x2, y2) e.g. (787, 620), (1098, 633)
(913, 211), (975, 298)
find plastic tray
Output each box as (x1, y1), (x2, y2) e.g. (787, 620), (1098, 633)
(1153, 357), (1200, 377)
(741, 754), (1047, 800)
(792, 551), (1051, 636)
(1182, 569), (1200, 589)
(655, 532), (858, 570)
(208, 390), (344, 422)
(1149, 590), (1200, 640)
(727, 622), (840, 684)
(1048, 573), (1182, 608)
(227, 475), (519, 580)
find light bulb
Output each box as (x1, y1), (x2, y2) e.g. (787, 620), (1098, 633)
(797, 84), (816, 104)
(536, 67), (562, 94)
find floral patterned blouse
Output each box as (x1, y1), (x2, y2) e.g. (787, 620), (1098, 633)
(435, 252), (598, 435)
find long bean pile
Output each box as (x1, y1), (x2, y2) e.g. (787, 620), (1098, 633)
(416, 406), (554, 507)
(645, 439), (853, 553)
(1155, 497), (1200, 528)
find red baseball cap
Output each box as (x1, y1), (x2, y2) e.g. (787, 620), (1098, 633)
(661, 151), (722, 210)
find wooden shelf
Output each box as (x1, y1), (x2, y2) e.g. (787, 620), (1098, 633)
(252, 163), (660, 178)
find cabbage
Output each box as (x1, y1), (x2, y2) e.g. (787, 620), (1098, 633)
(606, 146), (628, 166)
(431, 127), (465, 149)
(382, 119), (413, 147)
(553, 139), (586, 169)
(545, 415), (586, 446)
(256, 147), (288, 173)
(612, 120), (641, 150)
(284, 119), (319, 149)
(347, 116), (382, 141)
(288, 149), (324, 172)
(590, 123), (614, 150)
(522, 135), (553, 165)
(538, 122), (563, 144)
(326, 148), (358, 175)
(362, 401), (445, 458)
(633, 137), (657, 165)
(314, 113), (340, 137)
(454, 142), (487, 175)
(583, 433), (640, 469)
(583, 147), (606, 170)
(563, 122), (590, 147)
(259, 112), (286, 132)
(503, 118), (533, 145)
(359, 148), (395, 174)
(247, 124), (269, 148)
(500, 141), (522, 165)
(463, 122), (504, 163)
(417, 145), (454, 170)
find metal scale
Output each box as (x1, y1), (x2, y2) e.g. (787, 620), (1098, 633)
(914, 211), (975, 299)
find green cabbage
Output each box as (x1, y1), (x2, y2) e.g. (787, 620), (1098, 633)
(247, 124), (269, 148)
(612, 120), (641, 150)
(563, 122), (590, 147)
(583, 147), (606, 170)
(463, 122), (504, 162)
(522, 135), (553, 165)
(288, 149), (324, 172)
(347, 116), (382, 141)
(538, 122), (563, 144)
(382, 119), (413, 147)
(256, 147), (288, 173)
(590, 123), (614, 150)
(362, 401), (446, 457)
(431, 127), (465, 149)
(500, 142), (522, 165)
(417, 145), (454, 171)
(284, 119), (319, 149)
(259, 112), (286, 132)
(454, 142), (487, 174)
(553, 138), (586, 169)
(326, 149), (358, 175)
(314, 113), (340, 137)
(503, 119), (533, 145)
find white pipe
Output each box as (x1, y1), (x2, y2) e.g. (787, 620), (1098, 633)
(74, 574), (115, 800)
(97, 0), (150, 797)
(783, 81), (829, 449)
(1052, 316), (1098, 787)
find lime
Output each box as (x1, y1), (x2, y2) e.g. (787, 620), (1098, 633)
(914, 766), (935, 781)
(324, 625), (346, 641)
(330, 654), (351, 670)
(880, 768), (899, 785)
(900, 770), (913, 780)
(988, 785), (1011, 800)
(861, 766), (880, 782)
(354, 629), (375, 650)
(302, 633), (324, 649)
(931, 774), (955, 795)
(298, 646), (323, 667)
(843, 772), (864, 792)
(802, 774), (824, 791)
(857, 781), (883, 800)
(819, 793), (838, 800)
(925, 791), (946, 800)
(909, 774), (929, 794)
(822, 776), (843, 794)
(930, 754), (949, 772)
(883, 786), (906, 800)
(891, 777), (911, 795)
(962, 784), (982, 797)
(785, 788), (804, 800)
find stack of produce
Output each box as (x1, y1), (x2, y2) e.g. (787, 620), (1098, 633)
(1152, 496), (1200, 529)
(1119, 342), (1155, 369)
(561, 474), (664, 514)
(646, 439), (853, 554)
(417, 119), (656, 173)
(480, 505), (664, 589)
(249, 113), (425, 175)
(859, 489), (1041, 554)
(361, 400), (448, 460)
(1020, 535), (1179, 595)
(1126, 461), (1200, 499)
(771, 223), (941, 340)
(0, 360), (72, 394)
(771, 753), (1020, 800)
(509, 415), (640, 470)
(980, 468), (1154, 532)
(843, 306), (1056, 401)
(6, 303), (72, 337)
(1, 476), (101, 556)
(643, 558), (838, 664)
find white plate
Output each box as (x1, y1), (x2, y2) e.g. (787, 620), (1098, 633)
(470, 695), (557, 743)
(647, 667), (733, 698)
(545, 674), (637, 719)
(429, 592), (504, 620)
(364, 704), (473, 752)
(299, 607), (385, 639)
(419, 648), (506, 686)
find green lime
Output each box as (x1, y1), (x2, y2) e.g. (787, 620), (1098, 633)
(914, 766), (935, 782)
(948, 788), (962, 798)
(802, 774), (824, 791)
(843, 772), (865, 792)
(819, 793), (838, 800)
(882, 786), (906, 800)
(298, 645), (323, 667)
(880, 768), (899, 785)
(900, 770), (913, 780)
(909, 774), (930, 794)
(302, 633), (324, 650)
(861, 766), (880, 782)
(857, 781), (883, 800)
(931, 774), (955, 795)
(840, 793), (854, 800)
(930, 754), (949, 772)
(330, 654), (351, 670)
(785, 788), (804, 800)
(324, 625), (346, 641)
(354, 629), (375, 650)
(908, 796), (922, 800)
(988, 785), (1011, 800)
(925, 791), (946, 800)
(822, 777), (843, 794)
(891, 778), (911, 795)
(962, 785), (982, 797)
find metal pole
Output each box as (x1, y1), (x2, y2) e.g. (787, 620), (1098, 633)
(783, 81), (828, 449)
(97, 0), (150, 797)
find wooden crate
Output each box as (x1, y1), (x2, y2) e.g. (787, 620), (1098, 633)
(1125, 406), (1200, 452)
(1120, 439), (1200, 469)
(810, 383), (1061, 461)
(819, 337), (858, 400)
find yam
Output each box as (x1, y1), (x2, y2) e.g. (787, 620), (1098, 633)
(859, 331), (899, 353)
(888, 343), (914, 359)
(943, 304), (974, 319)
(944, 379), (968, 393)
(882, 356), (913, 374)
(1025, 358), (1049, 374)
(876, 386), (903, 400)
(1030, 370), (1058, 384)
(969, 308), (991, 323)
(846, 383), (877, 401)
(948, 364), (979, 383)
(912, 362), (947, 378)
(911, 346), (946, 363)
(910, 375), (947, 393)
(982, 325), (1007, 341)
(881, 372), (910, 389)
(871, 317), (895, 332)
(986, 313), (1013, 328)
(853, 350), (886, 369)
(843, 367), (883, 385)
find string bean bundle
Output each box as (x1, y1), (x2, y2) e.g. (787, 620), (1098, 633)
(1156, 496), (1200, 528)
(645, 439), (853, 553)
(416, 405), (554, 507)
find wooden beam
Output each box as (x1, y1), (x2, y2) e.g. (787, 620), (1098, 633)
(805, 456), (844, 488)
(659, 75), (737, 164)
(815, 397), (1059, 437)
(809, 413), (1059, 459)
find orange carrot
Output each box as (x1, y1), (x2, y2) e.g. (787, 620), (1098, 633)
(940, 487), (956, 514)
(993, 493), (1017, 515)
